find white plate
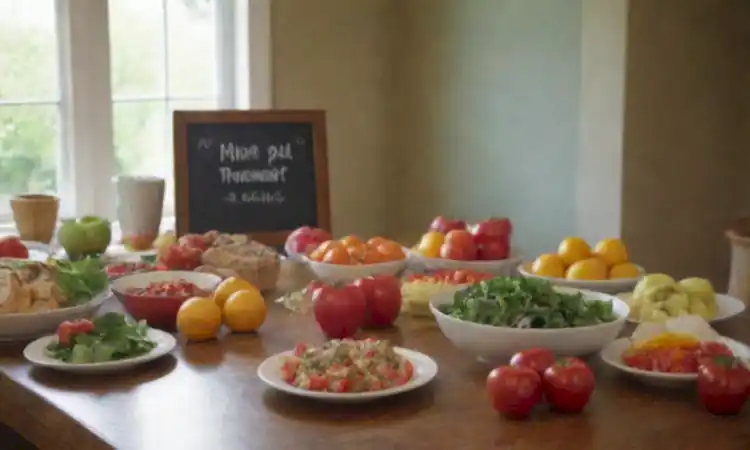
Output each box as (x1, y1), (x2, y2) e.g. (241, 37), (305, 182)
(23, 328), (177, 374)
(518, 262), (644, 294)
(599, 336), (750, 388)
(619, 292), (746, 324)
(257, 347), (438, 403)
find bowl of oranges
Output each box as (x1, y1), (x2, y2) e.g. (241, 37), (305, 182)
(303, 235), (408, 283)
(518, 237), (645, 294)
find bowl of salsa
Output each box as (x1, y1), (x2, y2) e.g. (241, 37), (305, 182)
(111, 271), (222, 330)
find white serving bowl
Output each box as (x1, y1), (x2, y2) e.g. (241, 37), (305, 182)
(0, 288), (112, 342)
(408, 251), (523, 276)
(303, 257), (406, 283)
(429, 287), (629, 364)
(517, 262), (644, 294)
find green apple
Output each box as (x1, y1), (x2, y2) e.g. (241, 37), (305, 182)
(58, 216), (112, 258)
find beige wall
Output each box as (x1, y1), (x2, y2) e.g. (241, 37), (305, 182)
(271, 0), (396, 238)
(622, 0), (750, 287)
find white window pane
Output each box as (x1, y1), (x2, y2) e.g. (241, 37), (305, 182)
(109, 0), (166, 98)
(113, 101), (167, 177)
(0, 105), (59, 215)
(0, 0), (59, 100)
(167, 0), (217, 98)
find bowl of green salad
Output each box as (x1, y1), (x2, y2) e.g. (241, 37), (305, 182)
(429, 277), (629, 363)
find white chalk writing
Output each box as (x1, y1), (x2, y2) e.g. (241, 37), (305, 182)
(219, 166), (288, 184)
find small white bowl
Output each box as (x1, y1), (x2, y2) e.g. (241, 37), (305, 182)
(303, 256), (406, 283)
(408, 251), (523, 276)
(430, 287), (629, 364)
(517, 262), (644, 294)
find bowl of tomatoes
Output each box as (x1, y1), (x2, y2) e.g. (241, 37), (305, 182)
(303, 236), (408, 283)
(111, 271), (222, 330)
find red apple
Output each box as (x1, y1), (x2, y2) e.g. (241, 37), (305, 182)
(429, 216), (467, 234)
(478, 236), (510, 260)
(312, 284), (367, 339)
(353, 275), (402, 328)
(286, 226), (331, 255)
(440, 242), (477, 260)
(472, 218), (513, 246)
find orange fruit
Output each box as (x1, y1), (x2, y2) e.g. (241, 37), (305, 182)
(367, 236), (388, 247)
(565, 258), (608, 281)
(346, 243), (368, 262)
(557, 237), (591, 266)
(530, 254), (566, 278)
(593, 238), (629, 267)
(362, 248), (388, 264)
(376, 242), (406, 261)
(416, 232), (445, 258)
(223, 289), (267, 333)
(213, 277), (261, 309)
(340, 235), (363, 247)
(176, 296), (223, 341)
(609, 262), (640, 279)
(324, 246), (354, 265)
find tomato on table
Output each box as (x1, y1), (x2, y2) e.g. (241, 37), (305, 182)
(486, 365), (542, 419)
(353, 275), (402, 328)
(697, 355), (750, 415)
(312, 284), (367, 338)
(510, 348), (556, 376)
(542, 357), (595, 413)
(0, 236), (29, 259)
(56, 319), (95, 346)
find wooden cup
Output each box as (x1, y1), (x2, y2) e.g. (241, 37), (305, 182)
(10, 194), (60, 243)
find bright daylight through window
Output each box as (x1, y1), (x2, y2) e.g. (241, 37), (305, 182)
(0, 0), (240, 227)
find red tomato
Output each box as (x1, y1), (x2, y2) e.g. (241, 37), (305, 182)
(352, 275), (403, 328)
(477, 236), (510, 261)
(285, 226), (331, 254)
(510, 348), (556, 376)
(697, 355), (750, 415)
(312, 284), (366, 338)
(159, 244), (203, 270)
(542, 358), (595, 413)
(0, 236), (29, 259)
(428, 216), (467, 234)
(472, 217), (513, 245)
(486, 366), (542, 419)
(56, 319), (94, 346)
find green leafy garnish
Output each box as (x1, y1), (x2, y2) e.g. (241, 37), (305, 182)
(48, 258), (109, 305)
(45, 313), (156, 363)
(439, 277), (617, 328)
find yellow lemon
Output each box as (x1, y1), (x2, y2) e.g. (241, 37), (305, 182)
(593, 238), (629, 267)
(557, 237), (592, 266)
(531, 253), (566, 278)
(609, 262), (641, 279)
(176, 296), (223, 342)
(565, 258), (608, 281)
(213, 277), (261, 309)
(223, 289), (267, 333)
(416, 232), (445, 258)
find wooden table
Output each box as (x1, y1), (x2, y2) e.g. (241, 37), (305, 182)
(1, 262), (749, 450)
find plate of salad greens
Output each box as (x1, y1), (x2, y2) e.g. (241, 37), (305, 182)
(24, 313), (176, 373)
(429, 277), (629, 361)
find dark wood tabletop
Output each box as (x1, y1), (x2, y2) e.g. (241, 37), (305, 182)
(1, 262), (749, 450)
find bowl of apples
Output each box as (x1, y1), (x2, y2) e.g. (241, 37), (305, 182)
(303, 235), (408, 283)
(408, 216), (523, 276)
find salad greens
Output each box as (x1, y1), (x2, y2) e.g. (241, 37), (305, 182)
(46, 313), (156, 363)
(48, 258), (109, 305)
(439, 277), (617, 328)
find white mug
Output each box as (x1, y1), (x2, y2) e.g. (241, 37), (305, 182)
(114, 175), (165, 238)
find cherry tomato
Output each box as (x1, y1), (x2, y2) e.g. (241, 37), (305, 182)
(486, 365), (542, 419)
(56, 319), (94, 346)
(353, 275), (402, 328)
(0, 236), (29, 259)
(510, 348), (556, 376)
(697, 355), (750, 415)
(542, 358), (595, 413)
(312, 284), (366, 338)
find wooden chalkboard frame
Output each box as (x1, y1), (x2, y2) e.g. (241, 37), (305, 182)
(173, 109), (331, 246)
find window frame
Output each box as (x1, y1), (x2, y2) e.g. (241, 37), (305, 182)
(0, 0), (272, 237)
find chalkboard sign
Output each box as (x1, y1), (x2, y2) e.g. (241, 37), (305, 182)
(173, 110), (330, 245)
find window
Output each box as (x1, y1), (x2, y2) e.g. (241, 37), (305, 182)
(0, 0), (269, 228)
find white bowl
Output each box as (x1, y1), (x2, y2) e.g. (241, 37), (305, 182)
(110, 270), (223, 294)
(408, 251), (523, 276)
(0, 288), (112, 342)
(517, 262), (644, 294)
(429, 287), (629, 364)
(618, 292), (746, 324)
(303, 256), (406, 283)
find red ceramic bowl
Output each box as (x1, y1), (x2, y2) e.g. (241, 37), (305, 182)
(111, 271), (222, 330)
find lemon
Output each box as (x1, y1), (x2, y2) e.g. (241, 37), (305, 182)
(531, 253), (566, 278)
(213, 277), (261, 309)
(176, 296), (223, 341)
(609, 262), (641, 279)
(557, 237), (591, 266)
(593, 238), (629, 267)
(565, 258), (608, 281)
(223, 289), (267, 333)
(416, 232), (445, 258)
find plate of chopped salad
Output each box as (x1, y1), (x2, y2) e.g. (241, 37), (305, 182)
(23, 312), (176, 373)
(257, 338), (438, 403)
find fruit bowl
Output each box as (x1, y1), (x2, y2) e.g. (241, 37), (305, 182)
(303, 256), (406, 283)
(111, 271), (222, 330)
(429, 287), (629, 363)
(408, 251), (523, 276)
(517, 262), (644, 294)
